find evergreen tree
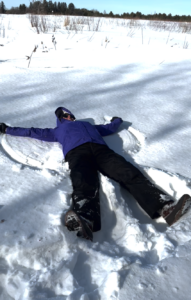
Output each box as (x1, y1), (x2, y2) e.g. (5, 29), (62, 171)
(28, 1), (42, 14)
(42, 0), (48, 14)
(0, 1), (6, 13)
(68, 3), (75, 15)
(57, 2), (61, 13)
(136, 11), (142, 19)
(48, 1), (54, 13)
(19, 4), (26, 14)
(61, 2), (67, 14)
(130, 12), (136, 18)
(53, 1), (58, 13)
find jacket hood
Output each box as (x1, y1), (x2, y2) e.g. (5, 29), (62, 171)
(55, 107), (75, 126)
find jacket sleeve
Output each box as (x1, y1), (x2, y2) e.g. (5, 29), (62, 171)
(94, 118), (123, 136)
(6, 127), (57, 142)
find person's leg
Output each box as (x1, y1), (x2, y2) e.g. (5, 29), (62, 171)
(92, 143), (169, 219)
(65, 143), (101, 233)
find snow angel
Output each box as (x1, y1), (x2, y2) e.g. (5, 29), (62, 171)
(0, 107), (190, 241)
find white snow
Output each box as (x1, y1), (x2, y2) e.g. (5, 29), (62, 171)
(1, 14), (191, 299)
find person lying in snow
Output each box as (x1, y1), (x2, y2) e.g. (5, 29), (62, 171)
(0, 107), (191, 241)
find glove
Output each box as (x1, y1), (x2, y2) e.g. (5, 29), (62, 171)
(110, 117), (123, 122)
(0, 123), (8, 134)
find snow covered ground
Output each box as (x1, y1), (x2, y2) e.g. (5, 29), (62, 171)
(1, 14), (191, 300)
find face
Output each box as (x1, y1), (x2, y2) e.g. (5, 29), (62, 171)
(63, 114), (74, 121)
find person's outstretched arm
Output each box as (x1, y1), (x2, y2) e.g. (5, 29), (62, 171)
(0, 123), (57, 142)
(94, 117), (123, 136)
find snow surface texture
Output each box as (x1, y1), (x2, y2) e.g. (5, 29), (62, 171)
(1, 15), (191, 300)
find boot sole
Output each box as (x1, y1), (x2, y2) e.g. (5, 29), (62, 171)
(65, 210), (93, 241)
(165, 194), (191, 226)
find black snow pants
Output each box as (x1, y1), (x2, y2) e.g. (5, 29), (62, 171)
(65, 142), (167, 232)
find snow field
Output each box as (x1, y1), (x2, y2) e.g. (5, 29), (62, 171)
(1, 14), (191, 300)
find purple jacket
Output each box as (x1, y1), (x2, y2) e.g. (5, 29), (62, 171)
(6, 107), (123, 156)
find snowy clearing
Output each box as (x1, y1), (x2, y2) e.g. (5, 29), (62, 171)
(1, 14), (191, 300)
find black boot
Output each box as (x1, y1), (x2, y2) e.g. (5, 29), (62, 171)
(65, 210), (93, 241)
(161, 194), (191, 226)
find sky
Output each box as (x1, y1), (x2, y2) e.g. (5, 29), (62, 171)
(4, 0), (191, 16)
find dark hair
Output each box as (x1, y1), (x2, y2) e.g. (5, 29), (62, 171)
(55, 107), (64, 121)
(55, 107), (76, 121)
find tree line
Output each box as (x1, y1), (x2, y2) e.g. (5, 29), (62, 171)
(1, 1), (191, 22)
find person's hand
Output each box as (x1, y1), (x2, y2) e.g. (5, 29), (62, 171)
(110, 117), (123, 122)
(0, 123), (8, 134)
